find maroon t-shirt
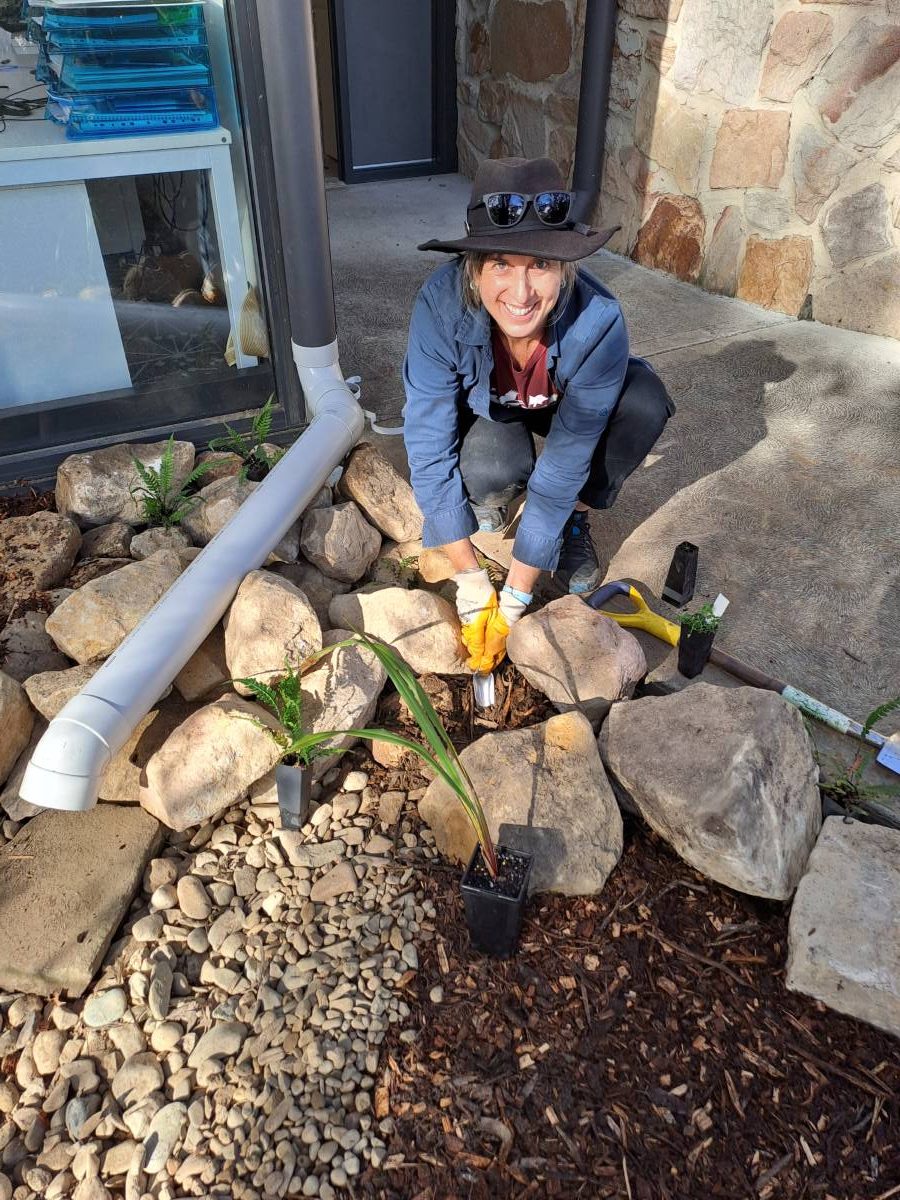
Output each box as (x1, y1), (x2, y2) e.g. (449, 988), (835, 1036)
(490, 326), (559, 410)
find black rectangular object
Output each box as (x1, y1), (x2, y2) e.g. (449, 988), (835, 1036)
(662, 541), (699, 606)
(460, 844), (532, 959)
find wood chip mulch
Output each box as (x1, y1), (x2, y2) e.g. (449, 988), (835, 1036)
(0, 486), (55, 521)
(361, 673), (899, 1200)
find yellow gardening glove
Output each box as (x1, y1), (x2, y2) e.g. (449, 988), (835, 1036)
(454, 568), (499, 673)
(482, 586), (530, 669)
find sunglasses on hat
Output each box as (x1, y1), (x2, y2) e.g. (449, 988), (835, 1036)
(469, 190), (574, 231)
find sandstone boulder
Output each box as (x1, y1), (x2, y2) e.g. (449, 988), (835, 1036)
(269, 560), (350, 629)
(300, 502), (381, 584)
(337, 443), (423, 543)
(139, 694), (282, 830)
(0, 670), (34, 788)
(0, 610), (70, 682)
(24, 661), (103, 720)
(602, 684), (821, 899)
(0, 512), (81, 616)
(0, 719), (45, 821)
(129, 526), (193, 560)
(79, 522), (134, 559)
(224, 570), (322, 694)
(420, 711), (622, 895)
(181, 476), (300, 562)
(329, 587), (465, 675)
(173, 625), (229, 702)
(44, 549), (192, 663)
(507, 595), (646, 725)
(56, 441), (195, 528)
(786, 818), (900, 1038)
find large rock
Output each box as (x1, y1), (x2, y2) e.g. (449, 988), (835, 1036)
(269, 561), (350, 629)
(507, 596), (646, 726)
(813, 250), (900, 340)
(634, 195), (705, 284)
(56, 441), (195, 528)
(709, 109), (791, 189)
(786, 818), (900, 1039)
(0, 512), (81, 616)
(792, 125), (856, 223)
(672, 0), (772, 105)
(808, 18), (900, 150)
(489, 0), (571, 82)
(79, 521), (134, 559)
(821, 183), (894, 269)
(420, 711), (623, 895)
(634, 82), (706, 194)
(99, 694), (196, 805)
(601, 684), (821, 900)
(224, 570), (322, 694)
(24, 661), (102, 720)
(0, 806), (162, 996)
(760, 11), (833, 103)
(181, 476), (300, 562)
(140, 694), (282, 831)
(337, 443), (423, 543)
(0, 610), (70, 682)
(300, 502), (381, 584)
(0, 719), (45, 821)
(700, 205), (746, 297)
(736, 235), (813, 317)
(44, 548), (192, 663)
(172, 625), (229, 702)
(130, 526), (192, 560)
(0, 670), (34, 788)
(329, 587), (465, 675)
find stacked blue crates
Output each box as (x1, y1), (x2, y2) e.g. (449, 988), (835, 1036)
(32, 1), (218, 139)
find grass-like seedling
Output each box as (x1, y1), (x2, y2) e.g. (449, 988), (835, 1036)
(130, 435), (213, 528)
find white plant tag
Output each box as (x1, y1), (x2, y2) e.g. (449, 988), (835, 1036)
(712, 593), (730, 618)
(473, 672), (495, 708)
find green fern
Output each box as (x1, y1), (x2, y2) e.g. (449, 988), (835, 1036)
(129, 437), (213, 528)
(862, 695), (900, 739)
(209, 396), (280, 481)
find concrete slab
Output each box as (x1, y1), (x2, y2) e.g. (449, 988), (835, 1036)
(0, 805), (162, 996)
(328, 173), (900, 730)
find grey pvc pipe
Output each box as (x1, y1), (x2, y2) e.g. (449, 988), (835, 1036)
(571, 0), (618, 225)
(19, 0), (364, 812)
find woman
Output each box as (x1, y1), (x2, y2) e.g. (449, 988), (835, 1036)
(403, 156), (674, 673)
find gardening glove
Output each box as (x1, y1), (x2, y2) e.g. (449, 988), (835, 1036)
(481, 585), (531, 669)
(454, 568), (499, 673)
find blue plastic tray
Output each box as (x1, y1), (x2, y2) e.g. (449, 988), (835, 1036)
(46, 83), (218, 138)
(39, 43), (212, 92)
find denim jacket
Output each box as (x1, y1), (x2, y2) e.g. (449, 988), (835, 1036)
(402, 258), (630, 571)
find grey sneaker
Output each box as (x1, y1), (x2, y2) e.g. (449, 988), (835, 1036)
(471, 503), (506, 533)
(555, 509), (603, 594)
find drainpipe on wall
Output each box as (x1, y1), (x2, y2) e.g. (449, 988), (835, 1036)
(19, 0), (364, 813)
(570, 0), (618, 226)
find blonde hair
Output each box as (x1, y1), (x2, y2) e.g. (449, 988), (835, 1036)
(461, 251), (576, 319)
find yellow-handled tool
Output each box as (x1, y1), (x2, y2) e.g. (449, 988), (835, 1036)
(587, 580), (681, 647)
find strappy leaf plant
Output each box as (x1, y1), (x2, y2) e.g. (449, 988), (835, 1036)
(238, 633), (499, 877)
(130, 435), (213, 528)
(208, 395), (284, 482)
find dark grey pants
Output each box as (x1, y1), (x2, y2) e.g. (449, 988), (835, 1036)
(458, 359), (674, 510)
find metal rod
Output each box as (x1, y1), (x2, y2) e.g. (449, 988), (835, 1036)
(571, 0), (618, 224)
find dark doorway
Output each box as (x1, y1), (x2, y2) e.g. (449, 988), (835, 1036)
(329, 0), (457, 184)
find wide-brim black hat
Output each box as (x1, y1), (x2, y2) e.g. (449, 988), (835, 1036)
(418, 156), (618, 263)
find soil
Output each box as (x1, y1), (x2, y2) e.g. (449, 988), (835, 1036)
(0, 487), (56, 521)
(362, 673), (900, 1200)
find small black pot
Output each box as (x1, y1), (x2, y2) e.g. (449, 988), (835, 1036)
(461, 843), (533, 958)
(677, 628), (716, 678)
(275, 761), (312, 830)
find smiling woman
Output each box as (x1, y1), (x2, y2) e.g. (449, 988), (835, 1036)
(402, 156), (676, 674)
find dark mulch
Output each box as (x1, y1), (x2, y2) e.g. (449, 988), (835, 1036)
(0, 485), (56, 521)
(361, 673), (900, 1200)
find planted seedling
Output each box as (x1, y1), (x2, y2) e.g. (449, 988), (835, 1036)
(208, 395), (285, 482)
(676, 601), (721, 678)
(818, 694), (900, 830)
(130, 435), (213, 528)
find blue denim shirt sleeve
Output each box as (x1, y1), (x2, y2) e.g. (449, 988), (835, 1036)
(402, 286), (478, 549)
(512, 307), (629, 571)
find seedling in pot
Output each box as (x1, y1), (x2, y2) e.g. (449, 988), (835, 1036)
(676, 600), (724, 679)
(130, 435), (213, 529)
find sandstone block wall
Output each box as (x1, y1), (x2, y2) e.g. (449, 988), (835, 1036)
(456, 0), (900, 339)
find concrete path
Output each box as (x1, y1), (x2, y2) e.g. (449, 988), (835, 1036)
(328, 175), (900, 730)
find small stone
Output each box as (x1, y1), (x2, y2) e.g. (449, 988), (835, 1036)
(143, 1101), (187, 1174)
(144, 857), (178, 893)
(429, 986), (444, 1004)
(150, 1022), (182, 1053)
(186, 927), (209, 954)
(149, 883), (178, 911)
(148, 961), (173, 1021)
(101, 1140), (139, 1178)
(207, 906), (245, 951)
(341, 771), (368, 793)
(32, 1029), (66, 1075)
(401, 944), (419, 971)
(83, 988), (127, 1028)
(110, 1053), (164, 1106)
(378, 792), (404, 826)
(310, 862), (358, 904)
(132, 913), (164, 942)
(186, 1021), (247, 1068)
(365, 835), (392, 855)
(176, 876), (212, 920)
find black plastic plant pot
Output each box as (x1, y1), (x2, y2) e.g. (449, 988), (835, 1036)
(275, 761), (312, 831)
(460, 843), (533, 959)
(677, 628), (716, 679)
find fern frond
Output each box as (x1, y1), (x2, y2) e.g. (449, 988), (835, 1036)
(863, 695), (900, 738)
(158, 435), (175, 500)
(253, 396), (275, 442)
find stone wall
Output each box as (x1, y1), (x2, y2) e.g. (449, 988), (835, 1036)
(455, 0), (900, 340)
